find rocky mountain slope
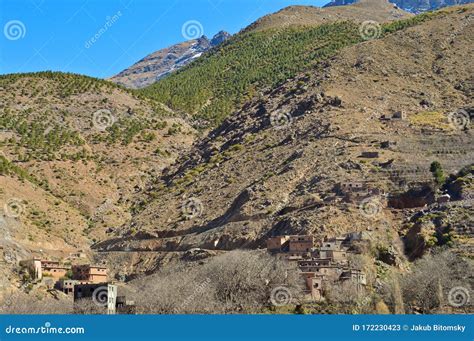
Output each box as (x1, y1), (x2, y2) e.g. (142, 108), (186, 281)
(1, 1), (472, 311)
(325, 0), (474, 14)
(109, 31), (231, 89)
(0, 72), (196, 292)
(138, 0), (417, 129)
(94, 4), (473, 281)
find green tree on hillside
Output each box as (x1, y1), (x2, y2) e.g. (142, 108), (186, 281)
(430, 161), (445, 186)
(138, 12), (437, 128)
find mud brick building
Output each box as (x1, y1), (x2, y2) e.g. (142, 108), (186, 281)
(57, 279), (95, 295)
(72, 264), (108, 284)
(335, 182), (384, 203)
(20, 257), (110, 298)
(20, 259), (70, 281)
(267, 236), (291, 252)
(41, 260), (70, 281)
(319, 237), (349, 263)
(289, 235), (314, 253)
(267, 233), (367, 301)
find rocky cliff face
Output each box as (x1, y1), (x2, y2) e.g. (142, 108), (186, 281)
(324, 0), (474, 13)
(109, 31), (231, 89)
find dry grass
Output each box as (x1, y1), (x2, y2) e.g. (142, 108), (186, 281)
(408, 111), (452, 131)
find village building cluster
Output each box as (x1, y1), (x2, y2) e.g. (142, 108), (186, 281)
(267, 234), (367, 301)
(19, 258), (107, 288)
(19, 256), (135, 314)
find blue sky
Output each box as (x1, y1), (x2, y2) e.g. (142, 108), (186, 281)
(0, 0), (327, 78)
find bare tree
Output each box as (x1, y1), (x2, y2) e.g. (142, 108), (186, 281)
(400, 249), (472, 313)
(0, 292), (72, 314)
(130, 250), (304, 314)
(378, 274), (405, 314)
(73, 299), (107, 315)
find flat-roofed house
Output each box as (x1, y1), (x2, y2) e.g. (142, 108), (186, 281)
(41, 260), (71, 281)
(289, 235), (314, 253)
(312, 265), (344, 282)
(57, 279), (94, 295)
(20, 259), (70, 281)
(319, 238), (349, 263)
(41, 260), (70, 281)
(72, 264), (107, 284)
(266, 236), (290, 252)
(340, 269), (367, 286)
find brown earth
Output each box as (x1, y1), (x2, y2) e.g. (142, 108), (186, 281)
(95, 5), (473, 279)
(0, 74), (196, 290)
(244, 0), (411, 33)
(1, 3), (473, 299)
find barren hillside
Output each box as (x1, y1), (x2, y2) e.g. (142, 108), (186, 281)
(1, 2), (472, 313)
(95, 5), (473, 279)
(0, 73), (196, 293)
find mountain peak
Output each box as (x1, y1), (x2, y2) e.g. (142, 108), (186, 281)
(110, 30), (231, 89)
(211, 31), (231, 46)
